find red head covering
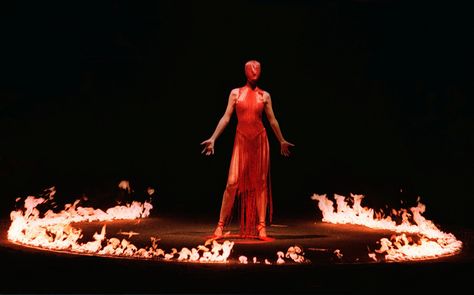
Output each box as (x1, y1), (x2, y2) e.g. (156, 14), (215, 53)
(245, 60), (261, 84)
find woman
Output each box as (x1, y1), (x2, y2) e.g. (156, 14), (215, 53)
(201, 60), (294, 239)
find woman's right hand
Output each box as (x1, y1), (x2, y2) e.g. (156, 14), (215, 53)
(200, 138), (215, 156)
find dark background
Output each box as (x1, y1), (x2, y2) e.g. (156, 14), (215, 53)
(1, 1), (473, 227)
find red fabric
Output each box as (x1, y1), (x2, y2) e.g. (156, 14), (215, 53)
(228, 85), (272, 236)
(245, 61), (261, 85)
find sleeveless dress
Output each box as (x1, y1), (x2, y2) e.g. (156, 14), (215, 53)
(228, 85), (272, 236)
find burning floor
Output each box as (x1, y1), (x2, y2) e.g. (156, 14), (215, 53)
(5, 192), (466, 263)
(1, 216), (472, 294)
(7, 216), (429, 264)
(0, 191), (473, 293)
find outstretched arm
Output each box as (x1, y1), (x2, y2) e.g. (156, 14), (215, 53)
(263, 92), (295, 157)
(201, 89), (237, 156)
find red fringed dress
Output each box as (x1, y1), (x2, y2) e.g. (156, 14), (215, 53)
(228, 85), (272, 236)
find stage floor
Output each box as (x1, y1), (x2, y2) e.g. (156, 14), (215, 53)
(1, 216), (473, 293)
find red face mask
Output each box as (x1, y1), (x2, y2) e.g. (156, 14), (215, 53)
(245, 61), (261, 84)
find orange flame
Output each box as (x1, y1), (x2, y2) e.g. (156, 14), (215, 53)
(8, 190), (305, 265)
(311, 193), (462, 261)
(7, 195), (237, 263)
(8, 195), (152, 251)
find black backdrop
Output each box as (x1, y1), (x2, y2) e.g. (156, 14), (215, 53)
(1, 1), (473, 227)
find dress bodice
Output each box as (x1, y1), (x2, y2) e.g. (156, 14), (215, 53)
(235, 86), (266, 138)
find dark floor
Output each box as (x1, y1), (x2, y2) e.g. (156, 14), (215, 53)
(0, 216), (473, 294)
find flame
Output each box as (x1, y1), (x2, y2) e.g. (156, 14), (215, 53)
(118, 180), (131, 193)
(276, 251), (285, 264)
(239, 256), (248, 264)
(8, 195), (152, 251)
(147, 187), (155, 196)
(117, 230), (140, 238)
(8, 190), (304, 265)
(311, 193), (463, 261)
(237, 246), (308, 265)
(285, 245), (306, 263)
(7, 195), (237, 263)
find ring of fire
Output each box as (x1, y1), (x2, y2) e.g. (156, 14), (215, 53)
(6, 187), (463, 264)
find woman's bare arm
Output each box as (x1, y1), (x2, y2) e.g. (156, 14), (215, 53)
(201, 89), (238, 155)
(263, 92), (294, 156)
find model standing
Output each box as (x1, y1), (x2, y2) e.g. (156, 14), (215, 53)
(201, 60), (294, 239)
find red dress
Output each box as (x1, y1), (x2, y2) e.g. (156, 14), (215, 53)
(228, 85), (272, 236)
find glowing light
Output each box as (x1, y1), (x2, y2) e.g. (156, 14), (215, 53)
(312, 193), (463, 261)
(7, 193), (237, 263)
(7, 187), (307, 265)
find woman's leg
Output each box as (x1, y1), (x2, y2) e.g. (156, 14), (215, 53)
(256, 189), (267, 237)
(214, 182), (238, 236)
(256, 134), (270, 238)
(214, 147), (240, 237)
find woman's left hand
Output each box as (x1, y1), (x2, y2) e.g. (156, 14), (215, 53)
(280, 140), (295, 157)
